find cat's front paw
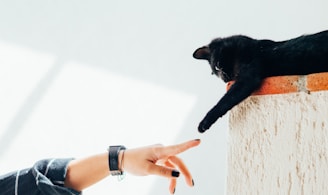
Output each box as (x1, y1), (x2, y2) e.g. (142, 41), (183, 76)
(198, 120), (211, 133)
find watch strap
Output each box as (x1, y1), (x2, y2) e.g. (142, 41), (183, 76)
(108, 145), (126, 176)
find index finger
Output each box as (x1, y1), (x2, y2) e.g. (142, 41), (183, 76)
(158, 139), (201, 158)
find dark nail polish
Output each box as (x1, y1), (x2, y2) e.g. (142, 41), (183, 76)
(172, 170), (180, 177)
(192, 179), (195, 186)
(194, 139), (201, 141)
(173, 188), (176, 194)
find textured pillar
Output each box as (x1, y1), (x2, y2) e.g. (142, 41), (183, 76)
(227, 73), (328, 195)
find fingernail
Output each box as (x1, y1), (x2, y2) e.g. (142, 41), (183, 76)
(172, 170), (180, 177)
(172, 188), (176, 194)
(192, 179), (195, 186)
(194, 139), (201, 141)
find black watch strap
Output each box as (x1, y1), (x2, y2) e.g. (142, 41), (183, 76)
(108, 145), (126, 176)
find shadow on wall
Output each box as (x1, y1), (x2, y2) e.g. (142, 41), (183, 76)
(0, 1), (227, 195)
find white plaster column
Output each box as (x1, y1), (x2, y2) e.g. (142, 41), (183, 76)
(227, 88), (328, 194)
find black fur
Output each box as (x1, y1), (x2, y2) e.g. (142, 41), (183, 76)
(193, 30), (328, 133)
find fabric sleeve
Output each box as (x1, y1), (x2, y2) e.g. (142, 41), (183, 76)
(31, 158), (81, 195)
(0, 158), (81, 195)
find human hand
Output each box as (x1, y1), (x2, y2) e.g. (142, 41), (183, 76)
(120, 139), (201, 194)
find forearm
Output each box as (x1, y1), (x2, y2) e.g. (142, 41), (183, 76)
(62, 139), (199, 194)
(64, 153), (110, 191)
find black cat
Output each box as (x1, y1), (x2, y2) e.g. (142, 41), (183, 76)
(193, 30), (328, 133)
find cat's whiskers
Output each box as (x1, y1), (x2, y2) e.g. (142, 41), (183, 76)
(212, 65), (227, 80)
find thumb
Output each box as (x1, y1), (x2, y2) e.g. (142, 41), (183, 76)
(147, 163), (180, 179)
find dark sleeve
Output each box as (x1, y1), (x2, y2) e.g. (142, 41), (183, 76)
(0, 158), (81, 195)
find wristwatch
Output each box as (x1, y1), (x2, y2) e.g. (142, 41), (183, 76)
(108, 145), (126, 176)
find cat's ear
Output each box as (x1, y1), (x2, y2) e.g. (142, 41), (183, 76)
(193, 46), (210, 60)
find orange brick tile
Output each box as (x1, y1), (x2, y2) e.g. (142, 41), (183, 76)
(253, 76), (299, 95)
(306, 72), (328, 92)
(226, 72), (328, 95)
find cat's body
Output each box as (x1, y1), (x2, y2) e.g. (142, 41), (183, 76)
(193, 30), (328, 133)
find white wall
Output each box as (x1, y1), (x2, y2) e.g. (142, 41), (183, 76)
(228, 91), (328, 194)
(0, 0), (327, 194)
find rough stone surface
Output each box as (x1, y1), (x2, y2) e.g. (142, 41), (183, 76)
(228, 91), (328, 195)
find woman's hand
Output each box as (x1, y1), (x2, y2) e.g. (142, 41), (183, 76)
(121, 139), (201, 194)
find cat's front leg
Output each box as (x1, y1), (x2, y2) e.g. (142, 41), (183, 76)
(198, 67), (262, 133)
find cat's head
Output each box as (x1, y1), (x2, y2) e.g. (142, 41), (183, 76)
(193, 38), (233, 83)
